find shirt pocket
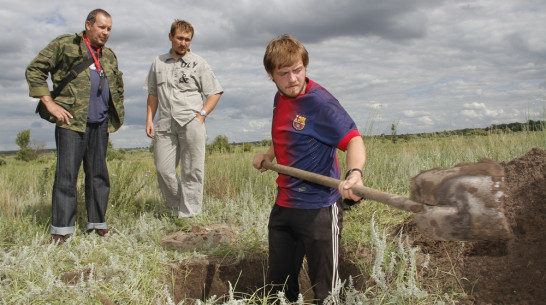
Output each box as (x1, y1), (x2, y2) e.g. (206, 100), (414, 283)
(155, 70), (168, 87)
(55, 94), (76, 108)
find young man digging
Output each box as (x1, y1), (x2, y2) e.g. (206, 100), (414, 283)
(253, 34), (366, 304)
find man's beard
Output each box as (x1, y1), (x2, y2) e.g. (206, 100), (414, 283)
(174, 49), (187, 56)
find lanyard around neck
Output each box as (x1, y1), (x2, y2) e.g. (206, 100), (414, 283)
(83, 35), (102, 73)
(83, 34), (106, 93)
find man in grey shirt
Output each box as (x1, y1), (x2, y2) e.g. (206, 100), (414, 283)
(146, 19), (223, 217)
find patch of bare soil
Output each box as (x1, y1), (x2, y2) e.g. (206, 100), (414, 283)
(161, 224), (237, 252)
(405, 147), (546, 304)
(162, 225), (272, 302)
(165, 148), (545, 304)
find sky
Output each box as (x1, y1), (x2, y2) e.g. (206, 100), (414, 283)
(1, 0), (545, 151)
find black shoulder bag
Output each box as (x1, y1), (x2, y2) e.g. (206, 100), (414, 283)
(35, 57), (94, 122)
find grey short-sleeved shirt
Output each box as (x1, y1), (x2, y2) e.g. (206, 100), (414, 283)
(146, 51), (223, 130)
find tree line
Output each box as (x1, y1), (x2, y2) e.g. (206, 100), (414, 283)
(384, 120), (545, 143)
(2, 120), (544, 163)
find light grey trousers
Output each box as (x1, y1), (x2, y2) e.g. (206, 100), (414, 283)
(154, 118), (206, 217)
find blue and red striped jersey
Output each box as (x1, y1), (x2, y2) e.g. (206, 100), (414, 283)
(272, 78), (361, 209)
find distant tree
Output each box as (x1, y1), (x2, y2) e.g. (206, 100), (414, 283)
(259, 139), (273, 147)
(207, 135), (232, 153)
(473, 129), (488, 136)
(15, 129), (31, 149)
(390, 122), (398, 143)
(242, 143), (252, 152)
(15, 129), (38, 161)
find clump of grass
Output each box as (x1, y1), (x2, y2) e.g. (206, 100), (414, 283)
(366, 212), (429, 303)
(107, 159), (156, 214)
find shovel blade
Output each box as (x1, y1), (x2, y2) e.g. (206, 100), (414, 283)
(410, 159), (512, 241)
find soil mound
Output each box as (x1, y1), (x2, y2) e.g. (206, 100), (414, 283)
(161, 224), (237, 252)
(406, 147), (546, 304)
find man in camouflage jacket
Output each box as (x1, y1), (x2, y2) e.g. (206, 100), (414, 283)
(25, 9), (124, 244)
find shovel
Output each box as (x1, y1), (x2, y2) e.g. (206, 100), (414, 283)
(261, 160), (511, 241)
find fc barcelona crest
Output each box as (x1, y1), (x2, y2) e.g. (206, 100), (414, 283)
(292, 114), (306, 131)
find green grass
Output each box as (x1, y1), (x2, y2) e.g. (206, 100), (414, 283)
(0, 130), (544, 304)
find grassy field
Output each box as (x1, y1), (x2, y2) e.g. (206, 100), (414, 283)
(0, 130), (544, 304)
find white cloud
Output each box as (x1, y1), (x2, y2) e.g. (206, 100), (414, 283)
(402, 110), (430, 118)
(248, 120), (270, 130)
(418, 116), (434, 126)
(463, 102), (487, 110)
(461, 102), (510, 121)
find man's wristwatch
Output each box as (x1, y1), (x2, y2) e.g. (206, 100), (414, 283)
(345, 168), (363, 178)
(199, 110), (207, 117)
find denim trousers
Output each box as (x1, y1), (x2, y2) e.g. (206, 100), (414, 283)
(50, 120), (110, 235)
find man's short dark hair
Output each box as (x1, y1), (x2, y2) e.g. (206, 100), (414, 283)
(86, 9), (111, 26)
(263, 34), (309, 75)
(170, 20), (194, 38)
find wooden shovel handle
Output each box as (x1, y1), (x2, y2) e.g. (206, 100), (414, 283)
(261, 161), (425, 213)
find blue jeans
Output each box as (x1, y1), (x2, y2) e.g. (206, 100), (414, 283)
(50, 120), (110, 235)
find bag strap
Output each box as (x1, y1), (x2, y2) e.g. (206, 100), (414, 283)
(51, 57), (95, 99)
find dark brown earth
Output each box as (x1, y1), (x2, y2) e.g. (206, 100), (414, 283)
(409, 147), (546, 305)
(120, 147), (546, 304)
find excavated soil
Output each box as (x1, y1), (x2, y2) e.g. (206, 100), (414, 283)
(163, 147), (545, 304)
(404, 147), (546, 305)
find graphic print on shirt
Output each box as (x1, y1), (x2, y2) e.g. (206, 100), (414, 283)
(179, 73), (189, 83)
(292, 114), (306, 130)
(176, 60), (198, 86)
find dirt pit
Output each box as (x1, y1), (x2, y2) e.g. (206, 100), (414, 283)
(164, 147), (545, 304)
(406, 147), (546, 305)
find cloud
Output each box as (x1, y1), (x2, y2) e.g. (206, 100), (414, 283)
(418, 116), (434, 126)
(1, 0), (545, 150)
(403, 110), (430, 118)
(461, 102), (509, 121)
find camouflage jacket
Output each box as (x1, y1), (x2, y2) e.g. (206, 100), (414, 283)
(26, 31), (124, 133)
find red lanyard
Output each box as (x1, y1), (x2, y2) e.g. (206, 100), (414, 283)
(83, 34), (102, 73)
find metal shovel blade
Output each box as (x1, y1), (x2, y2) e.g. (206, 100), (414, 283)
(410, 159), (512, 241)
(261, 160), (512, 241)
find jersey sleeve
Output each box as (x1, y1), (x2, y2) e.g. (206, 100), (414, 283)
(337, 129), (361, 151)
(309, 91), (359, 151)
